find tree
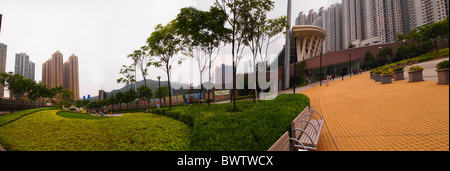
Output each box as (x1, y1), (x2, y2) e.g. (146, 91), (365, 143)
(154, 86), (169, 106)
(260, 16), (287, 64)
(147, 21), (183, 110)
(440, 17), (449, 47)
(174, 6), (231, 106)
(0, 72), (27, 100)
(137, 85), (153, 112)
(117, 64), (136, 91)
(124, 89), (137, 110)
(241, 0), (286, 103)
(58, 89), (74, 108)
(128, 46), (152, 87)
(395, 45), (410, 62)
(421, 22), (442, 54)
(363, 51), (376, 69)
(215, 0), (274, 112)
(114, 91), (126, 110)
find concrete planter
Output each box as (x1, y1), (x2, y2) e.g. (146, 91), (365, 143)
(374, 74), (381, 82)
(436, 68), (449, 85)
(408, 70), (424, 82)
(381, 75), (393, 84)
(393, 71), (405, 81)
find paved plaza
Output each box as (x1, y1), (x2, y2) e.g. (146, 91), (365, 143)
(299, 64), (449, 151)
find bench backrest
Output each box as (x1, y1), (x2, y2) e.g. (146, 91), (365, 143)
(268, 131), (291, 151)
(291, 106), (310, 139)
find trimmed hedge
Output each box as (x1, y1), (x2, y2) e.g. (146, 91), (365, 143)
(153, 94), (310, 151)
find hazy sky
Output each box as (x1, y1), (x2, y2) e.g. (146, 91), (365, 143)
(0, 0), (340, 98)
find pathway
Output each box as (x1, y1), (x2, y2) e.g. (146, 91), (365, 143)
(300, 71), (449, 151)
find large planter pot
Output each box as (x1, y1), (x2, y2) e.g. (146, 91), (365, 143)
(381, 75), (393, 84)
(408, 70), (424, 82)
(393, 71), (405, 81)
(374, 74), (381, 82)
(436, 68), (449, 84)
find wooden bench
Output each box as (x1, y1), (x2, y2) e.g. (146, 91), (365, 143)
(268, 106), (324, 151)
(290, 106), (324, 151)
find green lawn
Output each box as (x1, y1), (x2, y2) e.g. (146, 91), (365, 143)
(0, 94), (310, 151)
(0, 110), (190, 151)
(57, 111), (111, 120)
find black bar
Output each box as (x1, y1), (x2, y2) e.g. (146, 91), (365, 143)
(0, 14), (2, 35)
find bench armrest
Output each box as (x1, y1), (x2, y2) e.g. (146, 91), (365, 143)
(309, 108), (324, 120)
(289, 138), (307, 151)
(292, 128), (316, 149)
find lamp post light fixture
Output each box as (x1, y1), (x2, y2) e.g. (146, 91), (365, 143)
(157, 76), (162, 107)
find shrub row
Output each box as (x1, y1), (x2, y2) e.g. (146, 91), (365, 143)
(153, 94), (310, 151)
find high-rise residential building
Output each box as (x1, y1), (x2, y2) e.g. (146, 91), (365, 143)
(409, 0), (449, 30)
(64, 54), (79, 101)
(342, 0), (365, 48)
(295, 12), (307, 25)
(98, 90), (106, 101)
(14, 53), (35, 81)
(297, 0), (448, 54)
(0, 43), (6, 98)
(42, 51), (79, 101)
(323, 3), (343, 53)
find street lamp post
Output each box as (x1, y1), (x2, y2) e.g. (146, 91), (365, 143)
(157, 76), (162, 107)
(320, 49), (323, 86)
(349, 53), (352, 77)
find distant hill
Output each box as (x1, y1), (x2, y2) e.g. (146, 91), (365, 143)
(89, 79), (204, 101)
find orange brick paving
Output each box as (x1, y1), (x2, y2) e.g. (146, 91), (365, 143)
(300, 72), (449, 151)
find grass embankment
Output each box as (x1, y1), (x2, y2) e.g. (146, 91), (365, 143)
(0, 110), (190, 151)
(0, 94), (310, 151)
(0, 107), (58, 127)
(385, 48), (449, 68)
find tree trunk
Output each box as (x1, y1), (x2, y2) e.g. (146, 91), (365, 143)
(166, 65), (172, 110)
(232, 15), (237, 112)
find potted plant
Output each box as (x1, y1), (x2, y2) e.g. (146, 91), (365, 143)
(408, 65), (424, 82)
(436, 60), (449, 84)
(393, 66), (405, 81)
(400, 61), (407, 67)
(373, 69), (382, 82)
(407, 60), (413, 66)
(381, 68), (393, 84)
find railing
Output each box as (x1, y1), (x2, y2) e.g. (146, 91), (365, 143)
(0, 99), (47, 113)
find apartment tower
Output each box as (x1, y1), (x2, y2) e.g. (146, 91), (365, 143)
(42, 51), (79, 101)
(14, 53), (35, 81)
(63, 54), (79, 101)
(0, 43), (6, 98)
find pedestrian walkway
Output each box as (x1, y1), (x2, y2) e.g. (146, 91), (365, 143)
(299, 72), (449, 151)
